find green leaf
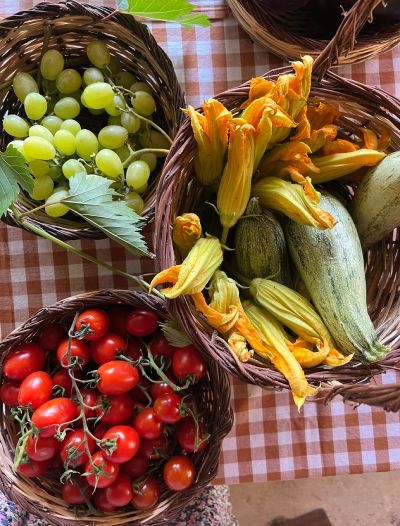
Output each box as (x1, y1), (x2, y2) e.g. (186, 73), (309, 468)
(121, 0), (211, 28)
(160, 318), (191, 347)
(0, 145), (34, 217)
(63, 172), (152, 258)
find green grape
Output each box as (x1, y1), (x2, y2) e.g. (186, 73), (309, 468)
(54, 129), (76, 156)
(29, 160), (50, 178)
(105, 95), (124, 116)
(30, 175), (54, 200)
(107, 115), (121, 126)
(23, 137), (56, 160)
(107, 56), (122, 75)
(98, 125), (128, 149)
(12, 72), (39, 103)
(89, 108), (105, 115)
(3, 115), (29, 138)
(82, 82), (114, 109)
(59, 89), (82, 102)
(124, 191), (144, 214)
(114, 71), (136, 89)
(131, 91), (156, 117)
(121, 112), (140, 134)
(40, 50), (65, 81)
(60, 119), (81, 135)
(115, 145), (130, 163)
(8, 140), (25, 155)
(80, 92), (89, 108)
(54, 97), (80, 119)
(62, 159), (87, 179)
(126, 160), (150, 190)
(130, 81), (153, 94)
(56, 69), (82, 94)
(86, 40), (110, 69)
(45, 189), (70, 217)
(48, 164), (62, 181)
(41, 115), (63, 134)
(136, 181), (148, 194)
(83, 67), (104, 85)
(75, 129), (99, 160)
(139, 130), (170, 152)
(139, 152), (157, 172)
(95, 149), (123, 178)
(29, 124), (54, 144)
(24, 93), (47, 121)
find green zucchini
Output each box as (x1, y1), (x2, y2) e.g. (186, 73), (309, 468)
(284, 191), (389, 364)
(351, 152), (400, 248)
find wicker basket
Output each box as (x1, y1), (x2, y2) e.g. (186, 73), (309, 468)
(155, 69), (400, 411)
(227, 0), (400, 66)
(0, 1), (185, 240)
(0, 290), (233, 526)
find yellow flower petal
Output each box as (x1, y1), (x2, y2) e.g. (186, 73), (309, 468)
(172, 213), (202, 258)
(288, 338), (330, 368)
(307, 101), (340, 130)
(360, 127), (378, 150)
(322, 139), (358, 155)
(227, 330), (253, 362)
(192, 291), (239, 334)
(240, 77), (277, 109)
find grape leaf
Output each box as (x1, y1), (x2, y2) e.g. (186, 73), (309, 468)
(121, 0), (211, 27)
(0, 145), (34, 217)
(63, 172), (152, 258)
(160, 318), (192, 347)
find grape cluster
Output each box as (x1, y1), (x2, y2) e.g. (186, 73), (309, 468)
(2, 40), (169, 218)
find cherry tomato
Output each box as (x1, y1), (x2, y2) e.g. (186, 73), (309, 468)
(96, 394), (135, 425)
(133, 408), (163, 440)
(105, 473), (133, 507)
(48, 454), (63, 469)
(150, 332), (175, 359)
(163, 455), (195, 491)
(153, 393), (183, 424)
(17, 459), (49, 478)
(139, 434), (170, 461)
(81, 389), (99, 419)
(60, 428), (95, 467)
(131, 476), (160, 510)
(150, 381), (174, 400)
(130, 377), (151, 403)
(0, 381), (20, 407)
(172, 345), (206, 382)
(126, 309), (158, 337)
(62, 479), (91, 504)
(76, 309), (109, 341)
(120, 452), (149, 478)
(57, 338), (90, 368)
(108, 305), (131, 337)
(18, 371), (53, 409)
(101, 425), (140, 464)
(90, 332), (127, 365)
(52, 369), (73, 396)
(38, 323), (66, 351)
(97, 361), (139, 395)
(177, 417), (208, 453)
(32, 397), (78, 438)
(4, 343), (45, 381)
(25, 435), (59, 462)
(125, 338), (143, 361)
(93, 489), (116, 512)
(93, 423), (110, 440)
(85, 451), (119, 488)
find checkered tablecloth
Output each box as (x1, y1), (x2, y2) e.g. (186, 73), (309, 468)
(1, 0), (400, 485)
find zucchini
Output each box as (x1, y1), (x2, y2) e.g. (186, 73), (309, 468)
(284, 191), (389, 363)
(351, 152), (400, 248)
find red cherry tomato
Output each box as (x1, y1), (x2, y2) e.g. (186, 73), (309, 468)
(18, 371), (53, 409)
(120, 452), (149, 478)
(108, 306), (131, 337)
(85, 451), (119, 488)
(76, 309), (109, 341)
(172, 345), (206, 382)
(48, 454), (63, 469)
(38, 323), (66, 351)
(0, 381), (20, 407)
(133, 408), (163, 440)
(150, 332), (175, 359)
(90, 332), (127, 365)
(101, 425), (140, 464)
(105, 473), (133, 507)
(25, 435), (59, 462)
(81, 389), (99, 419)
(62, 479), (91, 504)
(60, 428), (95, 467)
(125, 338), (143, 362)
(163, 455), (195, 491)
(130, 377), (151, 403)
(93, 423), (111, 440)
(96, 394), (135, 425)
(126, 309), (158, 337)
(4, 343), (45, 381)
(153, 393), (183, 424)
(32, 397), (78, 438)
(17, 459), (49, 478)
(139, 434), (170, 461)
(52, 369), (73, 396)
(131, 476), (160, 510)
(150, 381), (174, 400)
(93, 489), (116, 512)
(57, 338), (90, 368)
(177, 417), (208, 453)
(97, 361), (139, 395)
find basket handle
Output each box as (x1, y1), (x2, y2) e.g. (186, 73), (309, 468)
(323, 382), (400, 412)
(313, 0), (387, 80)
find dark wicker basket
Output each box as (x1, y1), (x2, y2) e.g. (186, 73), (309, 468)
(0, 290), (233, 526)
(0, 1), (185, 240)
(155, 69), (400, 411)
(227, 0), (400, 66)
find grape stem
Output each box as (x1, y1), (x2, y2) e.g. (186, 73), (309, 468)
(122, 148), (169, 168)
(18, 201), (57, 218)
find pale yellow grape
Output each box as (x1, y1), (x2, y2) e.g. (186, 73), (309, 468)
(30, 175), (54, 200)
(60, 119), (81, 135)
(48, 164), (62, 181)
(29, 160), (50, 178)
(80, 92), (89, 108)
(3, 115), (29, 138)
(136, 181), (148, 194)
(98, 125), (128, 149)
(41, 115), (63, 134)
(12, 72), (39, 103)
(23, 137), (56, 160)
(126, 160), (150, 190)
(89, 108), (104, 115)
(29, 125), (54, 144)
(139, 130), (170, 152)
(139, 152), (157, 172)
(8, 140), (24, 155)
(114, 71), (136, 89)
(23, 93), (47, 121)
(82, 82), (114, 109)
(45, 189), (70, 217)
(76, 129), (99, 160)
(40, 50), (65, 81)
(107, 56), (122, 75)
(87, 40), (110, 69)
(130, 81), (153, 94)
(115, 145), (130, 163)
(105, 95), (125, 116)
(124, 191), (144, 214)
(95, 149), (123, 178)
(83, 67), (104, 85)
(107, 115), (121, 126)
(54, 130), (76, 156)
(56, 69), (82, 94)
(121, 113), (140, 134)
(62, 159), (87, 179)
(131, 91), (156, 117)
(54, 97), (80, 119)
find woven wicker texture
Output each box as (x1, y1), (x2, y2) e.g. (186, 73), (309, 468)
(155, 68), (400, 411)
(0, 1), (185, 240)
(0, 290), (233, 526)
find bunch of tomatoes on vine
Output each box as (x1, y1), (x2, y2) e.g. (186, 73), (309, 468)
(0, 304), (209, 513)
